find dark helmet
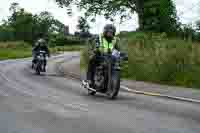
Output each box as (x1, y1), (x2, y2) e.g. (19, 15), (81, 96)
(103, 24), (116, 36)
(38, 38), (47, 46)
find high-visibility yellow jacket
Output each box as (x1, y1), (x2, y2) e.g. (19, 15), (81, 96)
(97, 34), (120, 53)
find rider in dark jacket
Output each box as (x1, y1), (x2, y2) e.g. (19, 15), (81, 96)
(32, 34), (50, 72)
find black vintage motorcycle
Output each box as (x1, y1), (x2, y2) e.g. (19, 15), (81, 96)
(32, 50), (47, 75)
(82, 49), (128, 99)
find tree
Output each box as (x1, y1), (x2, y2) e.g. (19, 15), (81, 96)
(178, 24), (196, 41)
(8, 6), (34, 42)
(35, 11), (66, 35)
(8, 2), (20, 25)
(37, 11), (54, 33)
(143, 0), (178, 34)
(55, 0), (178, 33)
(9, 2), (20, 14)
(193, 20), (200, 41)
(49, 19), (65, 34)
(0, 25), (15, 41)
(159, 0), (178, 34)
(77, 16), (90, 33)
(0, 2), (67, 42)
(55, 0), (145, 29)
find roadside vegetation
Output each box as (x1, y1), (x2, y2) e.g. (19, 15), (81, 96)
(127, 32), (200, 89)
(0, 41), (32, 60)
(0, 41), (83, 60)
(81, 31), (200, 89)
(0, 2), (85, 60)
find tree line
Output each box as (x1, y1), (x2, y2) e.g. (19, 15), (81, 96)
(0, 2), (66, 44)
(55, 0), (200, 42)
(1, 1), (200, 43)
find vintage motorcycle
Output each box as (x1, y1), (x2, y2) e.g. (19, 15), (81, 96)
(32, 50), (47, 75)
(82, 49), (128, 99)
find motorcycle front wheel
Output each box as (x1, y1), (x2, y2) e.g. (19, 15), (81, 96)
(107, 70), (120, 99)
(35, 62), (41, 75)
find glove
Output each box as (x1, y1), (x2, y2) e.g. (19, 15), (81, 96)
(112, 49), (120, 58)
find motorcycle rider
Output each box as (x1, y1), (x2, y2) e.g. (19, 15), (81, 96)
(85, 24), (120, 88)
(32, 33), (50, 72)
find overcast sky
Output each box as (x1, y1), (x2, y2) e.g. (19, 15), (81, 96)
(0, 0), (200, 34)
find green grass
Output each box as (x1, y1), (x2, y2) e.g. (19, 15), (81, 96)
(0, 41), (32, 60)
(0, 41), (83, 60)
(127, 32), (200, 89)
(0, 48), (32, 60)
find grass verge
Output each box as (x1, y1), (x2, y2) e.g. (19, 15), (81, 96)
(0, 41), (83, 60)
(127, 32), (200, 89)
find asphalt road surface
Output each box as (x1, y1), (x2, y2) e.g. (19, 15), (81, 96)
(0, 52), (200, 133)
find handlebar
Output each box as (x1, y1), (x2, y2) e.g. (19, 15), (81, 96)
(96, 51), (128, 62)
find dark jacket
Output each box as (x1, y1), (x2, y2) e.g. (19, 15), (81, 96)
(32, 39), (50, 56)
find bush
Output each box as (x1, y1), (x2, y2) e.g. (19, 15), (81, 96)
(50, 34), (83, 46)
(0, 41), (32, 60)
(0, 41), (30, 49)
(0, 27), (15, 41)
(128, 32), (200, 88)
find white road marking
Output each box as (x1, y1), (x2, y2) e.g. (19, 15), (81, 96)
(121, 85), (200, 104)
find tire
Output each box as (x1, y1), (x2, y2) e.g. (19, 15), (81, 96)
(31, 63), (34, 69)
(35, 62), (41, 75)
(108, 70), (120, 99)
(36, 67), (40, 75)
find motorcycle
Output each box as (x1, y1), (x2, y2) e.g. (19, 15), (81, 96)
(82, 49), (128, 99)
(32, 50), (47, 75)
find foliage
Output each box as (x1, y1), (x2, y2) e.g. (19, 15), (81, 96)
(0, 2), (66, 43)
(0, 41), (32, 60)
(143, 0), (178, 35)
(55, 0), (146, 28)
(77, 16), (90, 33)
(127, 32), (200, 88)
(55, 0), (178, 34)
(50, 34), (83, 46)
(0, 41), (82, 60)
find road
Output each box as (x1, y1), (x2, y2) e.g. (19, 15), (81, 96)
(0, 52), (200, 133)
